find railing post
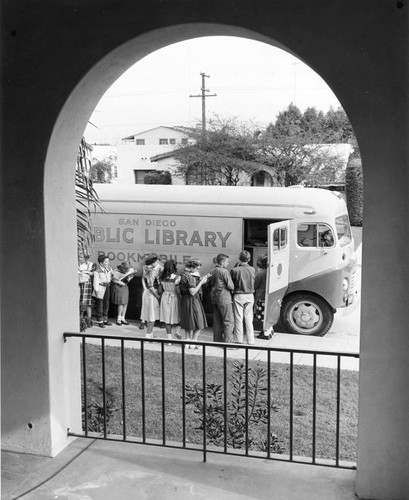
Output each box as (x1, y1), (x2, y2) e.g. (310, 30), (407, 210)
(121, 339), (126, 441)
(202, 344), (207, 463)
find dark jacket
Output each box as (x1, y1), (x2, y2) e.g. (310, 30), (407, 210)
(210, 265), (234, 305)
(230, 263), (255, 294)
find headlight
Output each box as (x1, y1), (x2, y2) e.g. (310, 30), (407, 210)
(342, 278), (349, 291)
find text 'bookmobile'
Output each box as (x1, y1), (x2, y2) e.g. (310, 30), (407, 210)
(92, 184), (358, 336)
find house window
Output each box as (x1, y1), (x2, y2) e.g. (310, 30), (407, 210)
(181, 138), (188, 145)
(169, 138), (176, 145)
(159, 138), (168, 145)
(136, 139), (145, 145)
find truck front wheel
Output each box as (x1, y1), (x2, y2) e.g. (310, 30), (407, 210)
(281, 293), (334, 336)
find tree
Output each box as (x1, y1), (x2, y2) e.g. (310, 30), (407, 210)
(90, 158), (114, 183)
(262, 104), (358, 186)
(173, 117), (267, 186)
(76, 138), (102, 256)
(345, 158), (363, 226)
(173, 106), (359, 188)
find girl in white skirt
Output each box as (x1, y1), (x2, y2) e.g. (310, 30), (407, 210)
(140, 253), (163, 338)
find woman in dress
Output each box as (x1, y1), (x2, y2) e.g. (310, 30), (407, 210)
(254, 253), (273, 339)
(111, 261), (134, 326)
(179, 259), (209, 348)
(78, 250), (95, 329)
(140, 253), (162, 338)
(159, 259), (181, 343)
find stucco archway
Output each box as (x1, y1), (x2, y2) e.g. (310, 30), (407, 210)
(43, 22), (409, 499)
(45, 18), (364, 455)
(2, 2), (408, 498)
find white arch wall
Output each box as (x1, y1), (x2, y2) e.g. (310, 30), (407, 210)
(1, 2), (408, 498)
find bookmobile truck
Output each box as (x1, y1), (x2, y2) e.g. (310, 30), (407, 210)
(92, 184), (359, 336)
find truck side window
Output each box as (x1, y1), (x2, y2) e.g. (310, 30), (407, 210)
(273, 229), (279, 250)
(273, 227), (288, 252)
(297, 224), (317, 247)
(297, 223), (334, 248)
(318, 224), (335, 247)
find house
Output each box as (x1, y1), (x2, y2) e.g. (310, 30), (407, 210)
(117, 126), (193, 184)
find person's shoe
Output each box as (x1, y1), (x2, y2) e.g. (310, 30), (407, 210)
(258, 334), (270, 340)
(138, 322), (145, 330)
(86, 318), (93, 328)
(104, 321), (112, 326)
(116, 321), (122, 326)
(121, 320), (129, 325)
(98, 322), (105, 328)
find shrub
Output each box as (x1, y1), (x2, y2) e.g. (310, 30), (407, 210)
(185, 361), (284, 453)
(345, 158), (363, 226)
(144, 170), (172, 184)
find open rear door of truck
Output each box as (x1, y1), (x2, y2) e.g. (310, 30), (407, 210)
(264, 221), (291, 332)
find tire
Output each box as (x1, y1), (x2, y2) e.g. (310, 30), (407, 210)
(281, 293), (334, 336)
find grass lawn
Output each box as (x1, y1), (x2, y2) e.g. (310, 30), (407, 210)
(82, 343), (358, 464)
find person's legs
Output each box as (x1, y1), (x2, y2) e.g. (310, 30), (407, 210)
(171, 324), (182, 338)
(232, 297), (244, 343)
(86, 305), (92, 320)
(102, 286), (111, 323)
(117, 304), (124, 324)
(96, 298), (104, 325)
(212, 305), (224, 342)
(164, 323), (173, 344)
(220, 302), (235, 343)
(122, 304), (128, 324)
(243, 300), (255, 345)
(146, 321), (155, 337)
(191, 329), (201, 348)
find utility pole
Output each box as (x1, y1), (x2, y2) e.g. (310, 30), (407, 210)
(190, 72), (216, 141)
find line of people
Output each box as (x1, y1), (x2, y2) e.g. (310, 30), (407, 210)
(78, 250), (274, 343)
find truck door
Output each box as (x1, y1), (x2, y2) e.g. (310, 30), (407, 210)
(264, 221), (291, 332)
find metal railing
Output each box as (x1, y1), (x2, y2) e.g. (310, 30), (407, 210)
(64, 333), (359, 469)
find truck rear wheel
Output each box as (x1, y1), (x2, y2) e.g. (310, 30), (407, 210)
(281, 293), (334, 336)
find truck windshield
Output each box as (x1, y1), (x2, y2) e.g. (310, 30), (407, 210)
(335, 215), (352, 246)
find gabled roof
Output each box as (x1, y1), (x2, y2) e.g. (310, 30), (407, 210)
(122, 125), (195, 141)
(150, 149), (183, 162)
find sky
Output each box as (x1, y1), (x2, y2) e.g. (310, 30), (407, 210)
(84, 36), (342, 145)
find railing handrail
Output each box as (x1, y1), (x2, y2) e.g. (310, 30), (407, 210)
(63, 332), (360, 358)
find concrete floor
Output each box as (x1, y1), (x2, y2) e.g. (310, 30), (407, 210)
(2, 438), (358, 500)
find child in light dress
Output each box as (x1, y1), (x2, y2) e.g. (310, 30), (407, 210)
(159, 259), (181, 343)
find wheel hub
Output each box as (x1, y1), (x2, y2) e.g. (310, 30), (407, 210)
(293, 303), (320, 329)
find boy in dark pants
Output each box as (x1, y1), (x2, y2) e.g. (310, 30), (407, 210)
(210, 253), (235, 343)
(93, 254), (113, 328)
